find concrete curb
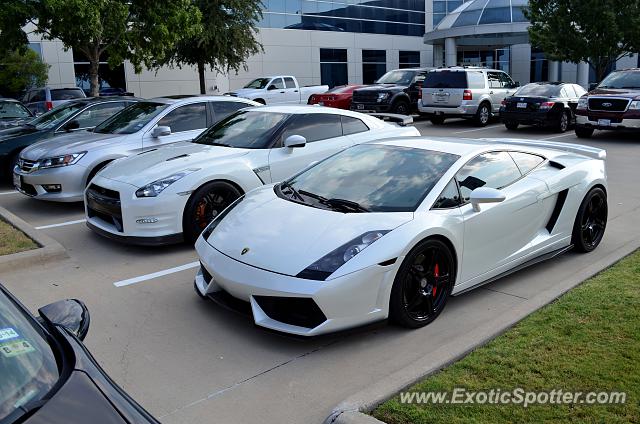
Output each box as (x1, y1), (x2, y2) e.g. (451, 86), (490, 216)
(0, 205), (67, 274)
(324, 237), (640, 424)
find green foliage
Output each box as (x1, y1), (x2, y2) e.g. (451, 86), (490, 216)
(526, 0), (640, 81)
(0, 49), (49, 98)
(0, 0), (202, 96)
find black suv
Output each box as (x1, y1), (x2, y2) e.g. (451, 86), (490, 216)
(350, 68), (432, 115)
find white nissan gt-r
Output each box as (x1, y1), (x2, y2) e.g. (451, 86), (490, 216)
(85, 106), (419, 244)
(194, 137), (607, 336)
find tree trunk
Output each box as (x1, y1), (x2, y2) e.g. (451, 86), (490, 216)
(89, 59), (100, 97)
(197, 61), (206, 94)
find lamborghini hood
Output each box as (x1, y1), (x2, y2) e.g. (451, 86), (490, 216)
(207, 186), (413, 276)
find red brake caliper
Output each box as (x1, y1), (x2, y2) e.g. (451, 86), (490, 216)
(433, 264), (439, 297)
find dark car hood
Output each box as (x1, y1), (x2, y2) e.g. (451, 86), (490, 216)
(588, 88), (640, 99)
(356, 84), (407, 92)
(0, 125), (41, 142)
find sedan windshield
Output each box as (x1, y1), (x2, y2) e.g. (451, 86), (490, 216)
(244, 78), (271, 89)
(29, 103), (85, 130)
(285, 144), (460, 212)
(376, 70), (417, 85)
(0, 290), (59, 421)
(514, 83), (561, 97)
(0, 102), (31, 119)
(598, 71), (640, 89)
(193, 110), (289, 149)
(93, 102), (167, 134)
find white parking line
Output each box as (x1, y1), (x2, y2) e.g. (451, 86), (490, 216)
(453, 125), (501, 134)
(34, 219), (86, 230)
(0, 191), (18, 196)
(113, 261), (200, 287)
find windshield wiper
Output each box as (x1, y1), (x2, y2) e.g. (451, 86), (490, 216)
(280, 181), (305, 202)
(298, 190), (369, 213)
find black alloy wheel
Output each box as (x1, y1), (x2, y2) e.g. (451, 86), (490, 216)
(572, 187), (607, 253)
(557, 110), (570, 133)
(184, 181), (242, 243)
(390, 239), (455, 328)
(393, 100), (410, 115)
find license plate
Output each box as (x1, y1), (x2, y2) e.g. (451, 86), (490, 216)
(434, 93), (447, 103)
(598, 118), (611, 127)
(357, 104), (364, 110)
(517, 102), (527, 109)
(12, 172), (21, 189)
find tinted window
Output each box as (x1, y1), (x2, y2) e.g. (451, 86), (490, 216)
(281, 114), (342, 143)
(194, 111), (289, 149)
(244, 78), (270, 89)
(376, 70), (417, 85)
(456, 151), (521, 201)
(286, 144), (460, 212)
(598, 70), (640, 89)
(499, 73), (516, 88)
(424, 71), (467, 88)
(432, 179), (461, 209)
(509, 152), (545, 175)
(212, 101), (250, 123)
(271, 78), (285, 89)
(487, 72), (502, 89)
(515, 83), (561, 97)
(157, 103), (207, 132)
(72, 102), (125, 128)
(30, 102), (85, 130)
(341, 116), (369, 135)
(50, 88), (84, 100)
(284, 77), (296, 89)
(93, 102), (167, 134)
(31, 90), (46, 102)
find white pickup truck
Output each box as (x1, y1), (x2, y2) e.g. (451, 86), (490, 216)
(227, 76), (328, 105)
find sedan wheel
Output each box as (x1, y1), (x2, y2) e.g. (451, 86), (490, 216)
(389, 239), (454, 328)
(184, 181), (242, 244)
(572, 187), (607, 253)
(557, 110), (569, 133)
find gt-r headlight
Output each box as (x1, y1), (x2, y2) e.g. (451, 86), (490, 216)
(297, 230), (389, 280)
(629, 100), (640, 110)
(377, 93), (390, 103)
(577, 97), (588, 110)
(37, 152), (86, 169)
(135, 169), (200, 198)
(201, 195), (245, 240)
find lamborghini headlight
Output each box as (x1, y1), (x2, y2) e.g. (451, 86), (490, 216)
(135, 169), (199, 198)
(38, 152), (86, 169)
(296, 230), (389, 280)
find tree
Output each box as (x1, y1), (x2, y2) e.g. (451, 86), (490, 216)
(0, 49), (49, 98)
(0, 0), (201, 96)
(163, 0), (263, 94)
(526, 0), (640, 82)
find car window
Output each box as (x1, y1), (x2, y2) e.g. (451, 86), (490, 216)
(281, 113), (342, 143)
(30, 102), (85, 130)
(509, 152), (545, 175)
(559, 87), (570, 98)
(499, 73), (516, 89)
(424, 71), (467, 89)
(284, 77), (297, 89)
(376, 70), (417, 85)
(514, 83), (561, 97)
(341, 116), (369, 135)
(194, 110), (289, 149)
(31, 90), (46, 103)
(0, 102), (31, 118)
(244, 78), (271, 89)
(212, 101), (250, 123)
(467, 71), (485, 89)
(157, 103), (207, 133)
(0, 290), (59, 421)
(487, 72), (503, 89)
(573, 84), (587, 97)
(72, 102), (126, 129)
(270, 78), (285, 90)
(456, 151), (522, 201)
(51, 88), (84, 100)
(93, 102), (167, 134)
(432, 179), (462, 209)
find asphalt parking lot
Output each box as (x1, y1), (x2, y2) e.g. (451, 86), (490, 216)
(2, 119), (639, 424)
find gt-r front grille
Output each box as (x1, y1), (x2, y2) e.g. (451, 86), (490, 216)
(588, 97), (630, 112)
(18, 158), (38, 173)
(86, 184), (123, 232)
(253, 296), (327, 329)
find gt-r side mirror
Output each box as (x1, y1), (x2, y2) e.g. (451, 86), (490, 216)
(151, 125), (171, 138)
(38, 299), (90, 341)
(470, 187), (506, 212)
(284, 134), (306, 149)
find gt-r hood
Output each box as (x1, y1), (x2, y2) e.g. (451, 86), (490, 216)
(208, 187), (413, 276)
(20, 131), (120, 160)
(98, 141), (251, 187)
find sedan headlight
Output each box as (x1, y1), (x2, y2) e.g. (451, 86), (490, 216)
(629, 100), (640, 110)
(135, 169), (200, 198)
(377, 93), (390, 103)
(296, 230), (389, 281)
(577, 97), (588, 110)
(38, 152), (86, 169)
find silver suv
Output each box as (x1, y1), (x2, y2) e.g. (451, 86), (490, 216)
(418, 67), (519, 126)
(22, 87), (87, 116)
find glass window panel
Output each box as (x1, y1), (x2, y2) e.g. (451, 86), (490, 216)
(456, 151), (521, 201)
(269, 13), (287, 27)
(447, 0), (463, 12)
(320, 48), (348, 62)
(363, 50), (386, 63)
(479, 6), (511, 24)
(452, 9), (481, 26)
(433, 1), (446, 13)
(512, 6), (528, 22)
(433, 13), (446, 25)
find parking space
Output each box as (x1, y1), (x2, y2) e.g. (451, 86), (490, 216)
(2, 119), (639, 424)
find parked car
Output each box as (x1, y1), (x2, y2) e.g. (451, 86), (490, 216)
(418, 67), (519, 126)
(13, 96), (259, 202)
(575, 68), (640, 138)
(500, 82), (587, 132)
(227, 76), (329, 105)
(0, 97), (139, 180)
(86, 106), (419, 245)
(195, 137), (607, 336)
(0, 98), (34, 129)
(0, 283), (160, 423)
(22, 87), (86, 115)
(307, 85), (365, 109)
(350, 68), (432, 115)
(99, 87), (134, 97)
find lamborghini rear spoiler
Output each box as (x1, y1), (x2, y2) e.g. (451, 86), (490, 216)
(370, 113), (413, 126)
(480, 138), (606, 161)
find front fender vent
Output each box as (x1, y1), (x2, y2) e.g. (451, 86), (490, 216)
(546, 189), (569, 233)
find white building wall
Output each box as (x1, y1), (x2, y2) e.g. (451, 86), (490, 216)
(510, 43), (531, 85)
(27, 29), (76, 89)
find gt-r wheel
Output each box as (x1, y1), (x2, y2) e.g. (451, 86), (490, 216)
(572, 187), (607, 253)
(389, 239), (455, 328)
(184, 181), (242, 244)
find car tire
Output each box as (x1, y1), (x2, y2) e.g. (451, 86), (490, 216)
(389, 238), (455, 328)
(575, 126), (594, 138)
(556, 110), (570, 133)
(504, 121), (519, 130)
(429, 116), (446, 125)
(183, 181), (243, 244)
(474, 103), (491, 127)
(392, 100), (410, 115)
(571, 187), (607, 253)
